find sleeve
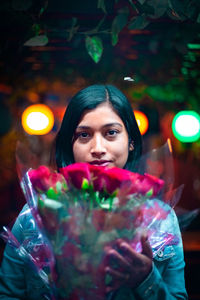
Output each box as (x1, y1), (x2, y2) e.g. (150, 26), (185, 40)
(0, 206), (28, 299)
(134, 208), (188, 300)
(0, 205), (49, 300)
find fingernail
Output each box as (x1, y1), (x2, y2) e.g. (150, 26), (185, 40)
(142, 234), (148, 241)
(121, 242), (127, 249)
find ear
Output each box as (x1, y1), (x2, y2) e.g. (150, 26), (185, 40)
(129, 142), (134, 151)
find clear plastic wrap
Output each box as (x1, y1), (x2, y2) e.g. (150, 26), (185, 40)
(1, 140), (192, 300)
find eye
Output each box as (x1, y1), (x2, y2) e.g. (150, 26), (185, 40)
(106, 129), (119, 137)
(78, 132), (89, 138)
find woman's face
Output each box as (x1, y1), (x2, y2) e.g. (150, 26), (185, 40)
(72, 102), (131, 168)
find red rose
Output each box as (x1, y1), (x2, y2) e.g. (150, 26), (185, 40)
(88, 164), (106, 192)
(143, 173), (164, 196)
(102, 167), (133, 194)
(28, 166), (51, 192)
(59, 163), (91, 189)
(90, 166), (132, 194)
(128, 173), (164, 197)
(28, 166), (65, 193)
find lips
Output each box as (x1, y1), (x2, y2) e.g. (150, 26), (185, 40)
(89, 160), (112, 167)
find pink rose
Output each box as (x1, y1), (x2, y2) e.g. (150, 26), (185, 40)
(28, 166), (51, 192)
(60, 163), (164, 197)
(59, 163), (91, 189)
(28, 166), (66, 194)
(128, 173), (164, 197)
(90, 166), (132, 194)
(143, 173), (164, 196)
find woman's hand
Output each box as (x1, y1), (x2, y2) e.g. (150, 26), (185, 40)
(105, 235), (153, 293)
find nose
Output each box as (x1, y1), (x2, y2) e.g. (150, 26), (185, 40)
(90, 134), (106, 158)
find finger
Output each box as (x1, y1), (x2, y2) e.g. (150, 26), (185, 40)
(118, 241), (141, 263)
(107, 249), (132, 271)
(105, 267), (130, 293)
(105, 266), (130, 283)
(141, 235), (153, 259)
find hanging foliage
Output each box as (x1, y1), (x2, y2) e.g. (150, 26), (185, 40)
(85, 36), (103, 63)
(15, 0), (200, 64)
(24, 35), (49, 47)
(111, 6), (129, 46)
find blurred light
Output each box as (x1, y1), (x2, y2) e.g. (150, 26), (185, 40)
(167, 138), (173, 153)
(134, 110), (149, 135)
(22, 104), (54, 135)
(124, 77), (134, 81)
(26, 91), (39, 103)
(187, 43), (200, 50)
(172, 111), (200, 142)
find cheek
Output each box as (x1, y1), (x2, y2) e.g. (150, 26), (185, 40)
(72, 142), (88, 162)
(112, 142), (129, 163)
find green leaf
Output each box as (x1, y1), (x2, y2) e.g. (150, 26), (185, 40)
(24, 35), (48, 46)
(168, 0), (187, 20)
(85, 36), (103, 63)
(97, 0), (107, 14)
(112, 7), (129, 34)
(128, 14), (149, 29)
(145, 188), (153, 197)
(111, 33), (118, 46)
(185, 1), (199, 20)
(137, 0), (146, 4)
(81, 178), (90, 190)
(39, 0), (48, 17)
(111, 7), (129, 46)
(43, 198), (63, 210)
(47, 187), (58, 200)
(197, 13), (200, 23)
(56, 181), (65, 193)
(12, 0), (32, 11)
(128, 0), (138, 12)
(32, 24), (40, 36)
(146, 0), (168, 18)
(38, 197), (45, 209)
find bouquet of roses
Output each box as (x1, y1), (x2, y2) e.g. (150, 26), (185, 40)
(2, 160), (181, 300)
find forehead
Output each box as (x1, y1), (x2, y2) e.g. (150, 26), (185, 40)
(78, 102), (123, 126)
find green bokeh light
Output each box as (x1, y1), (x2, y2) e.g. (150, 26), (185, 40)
(172, 111), (200, 143)
(187, 43), (200, 50)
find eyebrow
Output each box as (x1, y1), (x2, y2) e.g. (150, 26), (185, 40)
(76, 123), (123, 129)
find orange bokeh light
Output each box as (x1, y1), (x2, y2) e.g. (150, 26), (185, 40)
(21, 104), (54, 135)
(134, 110), (149, 135)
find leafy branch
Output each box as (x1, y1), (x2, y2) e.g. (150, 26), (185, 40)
(5, 0), (200, 63)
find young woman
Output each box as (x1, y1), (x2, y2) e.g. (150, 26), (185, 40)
(0, 84), (187, 299)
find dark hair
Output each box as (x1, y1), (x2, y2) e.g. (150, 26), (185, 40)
(55, 84), (142, 171)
